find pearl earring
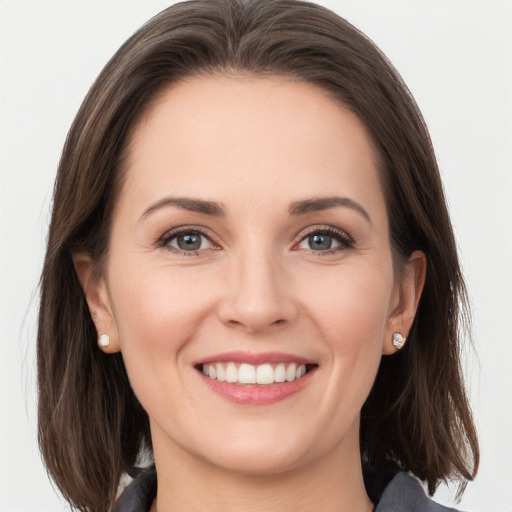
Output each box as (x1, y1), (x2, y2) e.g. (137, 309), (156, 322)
(98, 334), (110, 348)
(392, 332), (406, 349)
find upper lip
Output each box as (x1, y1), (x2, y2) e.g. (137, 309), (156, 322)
(194, 351), (314, 366)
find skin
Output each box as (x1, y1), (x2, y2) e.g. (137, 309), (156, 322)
(76, 75), (425, 512)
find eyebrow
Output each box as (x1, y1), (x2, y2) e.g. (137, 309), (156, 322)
(140, 195), (371, 224)
(288, 196), (371, 224)
(140, 197), (226, 220)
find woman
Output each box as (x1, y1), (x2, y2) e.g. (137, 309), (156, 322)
(37, 1), (479, 511)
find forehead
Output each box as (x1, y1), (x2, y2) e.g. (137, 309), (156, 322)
(120, 74), (384, 217)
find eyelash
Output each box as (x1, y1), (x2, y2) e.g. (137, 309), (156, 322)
(293, 226), (355, 256)
(157, 226), (219, 256)
(156, 225), (354, 256)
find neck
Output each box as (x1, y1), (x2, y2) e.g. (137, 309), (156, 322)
(150, 427), (373, 512)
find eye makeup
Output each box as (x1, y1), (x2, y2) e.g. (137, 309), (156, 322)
(293, 225), (355, 256)
(155, 222), (355, 258)
(156, 225), (220, 256)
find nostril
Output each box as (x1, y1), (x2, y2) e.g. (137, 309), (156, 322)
(227, 319), (244, 328)
(224, 316), (287, 332)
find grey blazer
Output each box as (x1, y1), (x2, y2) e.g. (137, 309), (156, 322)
(114, 465), (459, 512)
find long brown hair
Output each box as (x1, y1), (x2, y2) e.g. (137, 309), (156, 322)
(37, 1), (479, 510)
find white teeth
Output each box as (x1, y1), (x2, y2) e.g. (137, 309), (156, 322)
(286, 363), (297, 382)
(256, 364), (274, 385)
(274, 363), (286, 383)
(216, 363), (226, 382)
(239, 363), (256, 384)
(201, 362), (311, 384)
(226, 362), (238, 383)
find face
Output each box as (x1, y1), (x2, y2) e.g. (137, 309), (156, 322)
(87, 75), (416, 475)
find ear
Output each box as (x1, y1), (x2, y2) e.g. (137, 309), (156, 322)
(383, 250), (427, 355)
(72, 252), (120, 353)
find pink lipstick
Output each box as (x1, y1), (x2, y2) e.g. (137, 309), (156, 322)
(195, 351), (317, 405)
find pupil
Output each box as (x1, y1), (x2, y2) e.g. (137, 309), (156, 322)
(177, 233), (201, 251)
(309, 234), (332, 250)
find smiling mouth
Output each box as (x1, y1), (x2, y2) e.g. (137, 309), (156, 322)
(196, 362), (317, 385)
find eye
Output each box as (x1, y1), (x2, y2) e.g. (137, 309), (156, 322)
(159, 228), (217, 254)
(295, 227), (353, 254)
(303, 233), (337, 251)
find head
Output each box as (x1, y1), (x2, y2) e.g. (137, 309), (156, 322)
(37, 1), (478, 510)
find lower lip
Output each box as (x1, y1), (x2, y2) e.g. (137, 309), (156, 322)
(200, 369), (316, 405)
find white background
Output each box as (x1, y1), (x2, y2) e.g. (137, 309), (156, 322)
(1, 1), (511, 511)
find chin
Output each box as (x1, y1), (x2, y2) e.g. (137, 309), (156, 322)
(204, 444), (308, 476)
(185, 422), (328, 476)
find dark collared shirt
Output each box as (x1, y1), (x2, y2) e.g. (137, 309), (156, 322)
(114, 465), (460, 512)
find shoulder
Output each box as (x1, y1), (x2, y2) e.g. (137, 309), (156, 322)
(375, 472), (461, 512)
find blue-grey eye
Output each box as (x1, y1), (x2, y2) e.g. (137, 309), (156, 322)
(308, 234), (333, 250)
(296, 229), (349, 252)
(172, 232), (205, 251)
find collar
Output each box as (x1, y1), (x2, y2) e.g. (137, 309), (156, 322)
(114, 464), (460, 512)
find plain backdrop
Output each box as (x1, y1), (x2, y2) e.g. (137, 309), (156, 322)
(1, 1), (511, 511)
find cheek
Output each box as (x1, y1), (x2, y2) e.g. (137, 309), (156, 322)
(300, 261), (394, 347)
(298, 261), (394, 404)
(106, 261), (214, 383)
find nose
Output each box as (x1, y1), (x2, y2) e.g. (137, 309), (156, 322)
(218, 248), (298, 334)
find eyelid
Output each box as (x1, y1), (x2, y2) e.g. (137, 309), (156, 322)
(155, 224), (354, 255)
(292, 225), (355, 252)
(156, 225), (221, 254)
